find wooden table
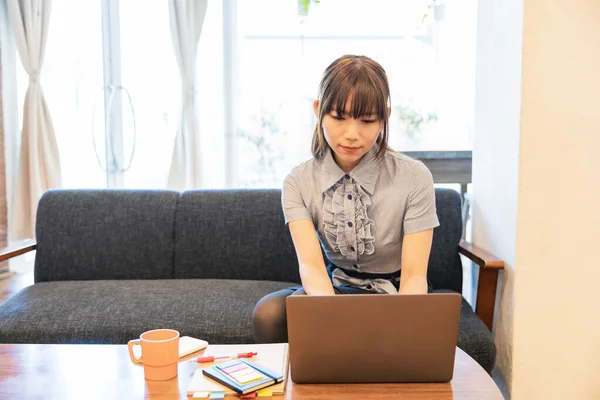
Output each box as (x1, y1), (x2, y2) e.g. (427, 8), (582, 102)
(0, 344), (502, 399)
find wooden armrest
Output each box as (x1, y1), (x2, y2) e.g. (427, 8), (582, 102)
(0, 239), (37, 263)
(458, 240), (504, 332)
(458, 240), (504, 269)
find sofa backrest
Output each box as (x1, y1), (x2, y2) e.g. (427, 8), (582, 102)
(429, 188), (463, 293)
(172, 188), (463, 290)
(34, 190), (179, 283)
(33, 188), (462, 291)
(173, 190), (301, 283)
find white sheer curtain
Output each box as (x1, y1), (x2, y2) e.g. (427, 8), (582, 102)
(167, 0), (208, 189)
(7, 0), (60, 240)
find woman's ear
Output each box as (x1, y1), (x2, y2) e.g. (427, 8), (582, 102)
(313, 100), (320, 118)
(387, 106), (392, 118)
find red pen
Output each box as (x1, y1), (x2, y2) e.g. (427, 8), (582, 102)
(197, 351), (257, 363)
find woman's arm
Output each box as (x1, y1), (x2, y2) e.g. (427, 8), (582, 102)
(288, 220), (335, 295)
(399, 228), (434, 294)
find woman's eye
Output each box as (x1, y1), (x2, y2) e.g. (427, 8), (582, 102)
(362, 119), (377, 124)
(332, 115), (345, 121)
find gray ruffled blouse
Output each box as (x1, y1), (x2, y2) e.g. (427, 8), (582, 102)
(282, 146), (440, 293)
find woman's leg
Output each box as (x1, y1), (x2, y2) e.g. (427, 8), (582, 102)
(252, 286), (301, 343)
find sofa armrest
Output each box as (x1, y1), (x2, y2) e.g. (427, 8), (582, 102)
(0, 240), (37, 262)
(459, 239), (505, 331)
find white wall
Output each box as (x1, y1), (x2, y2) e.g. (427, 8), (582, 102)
(474, 0), (600, 398)
(511, 0), (600, 398)
(472, 0), (524, 391)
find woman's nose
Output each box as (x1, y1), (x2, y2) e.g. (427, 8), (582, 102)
(344, 121), (360, 140)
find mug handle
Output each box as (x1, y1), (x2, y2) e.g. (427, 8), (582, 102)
(128, 339), (142, 364)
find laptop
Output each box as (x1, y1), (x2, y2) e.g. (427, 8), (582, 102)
(285, 293), (461, 383)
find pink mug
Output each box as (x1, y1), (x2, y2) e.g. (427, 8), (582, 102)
(128, 329), (180, 381)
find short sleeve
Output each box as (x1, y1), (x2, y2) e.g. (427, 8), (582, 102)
(282, 173), (312, 224)
(403, 162), (440, 234)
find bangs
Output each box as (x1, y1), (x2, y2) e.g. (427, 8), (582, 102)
(322, 72), (388, 120)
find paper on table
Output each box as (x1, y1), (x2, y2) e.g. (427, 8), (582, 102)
(187, 343), (289, 396)
(131, 336), (208, 361)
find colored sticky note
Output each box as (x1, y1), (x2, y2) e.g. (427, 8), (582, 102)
(237, 371), (264, 384)
(217, 360), (241, 370)
(230, 368), (255, 379)
(209, 392), (226, 399)
(257, 388), (273, 397)
(221, 363), (247, 374)
(240, 393), (257, 399)
(192, 392), (210, 398)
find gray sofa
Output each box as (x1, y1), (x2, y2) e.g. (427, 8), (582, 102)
(0, 188), (502, 373)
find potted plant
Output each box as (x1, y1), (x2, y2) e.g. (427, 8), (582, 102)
(394, 104), (438, 140)
(297, 0), (321, 17)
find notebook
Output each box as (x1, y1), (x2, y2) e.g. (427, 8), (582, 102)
(187, 343), (289, 396)
(202, 359), (284, 395)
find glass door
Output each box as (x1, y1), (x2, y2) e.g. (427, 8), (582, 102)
(40, 0), (107, 188)
(35, 0), (179, 189)
(113, 0), (180, 188)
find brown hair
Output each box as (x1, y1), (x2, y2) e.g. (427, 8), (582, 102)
(311, 55), (391, 160)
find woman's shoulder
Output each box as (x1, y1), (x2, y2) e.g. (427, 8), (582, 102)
(382, 149), (433, 179)
(282, 157), (321, 206)
(285, 157), (319, 181)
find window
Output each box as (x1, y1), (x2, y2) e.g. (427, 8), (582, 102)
(233, 0), (477, 188)
(15, 0), (181, 189)
(8, 0), (477, 190)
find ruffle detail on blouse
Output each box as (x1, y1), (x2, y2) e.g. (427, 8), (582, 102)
(322, 180), (375, 257)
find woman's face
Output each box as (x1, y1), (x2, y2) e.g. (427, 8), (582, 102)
(314, 99), (384, 172)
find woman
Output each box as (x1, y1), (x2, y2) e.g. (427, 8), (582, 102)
(253, 54), (440, 343)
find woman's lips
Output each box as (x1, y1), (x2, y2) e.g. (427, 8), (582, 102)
(341, 145), (360, 153)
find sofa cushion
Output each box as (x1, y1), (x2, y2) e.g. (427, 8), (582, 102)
(0, 282), (495, 373)
(0, 280), (295, 345)
(34, 190), (179, 282)
(433, 289), (496, 374)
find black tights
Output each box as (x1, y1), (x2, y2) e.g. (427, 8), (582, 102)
(252, 285), (374, 343)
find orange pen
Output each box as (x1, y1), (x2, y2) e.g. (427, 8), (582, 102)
(197, 351), (257, 363)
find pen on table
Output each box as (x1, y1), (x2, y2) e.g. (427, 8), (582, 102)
(197, 351), (257, 363)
